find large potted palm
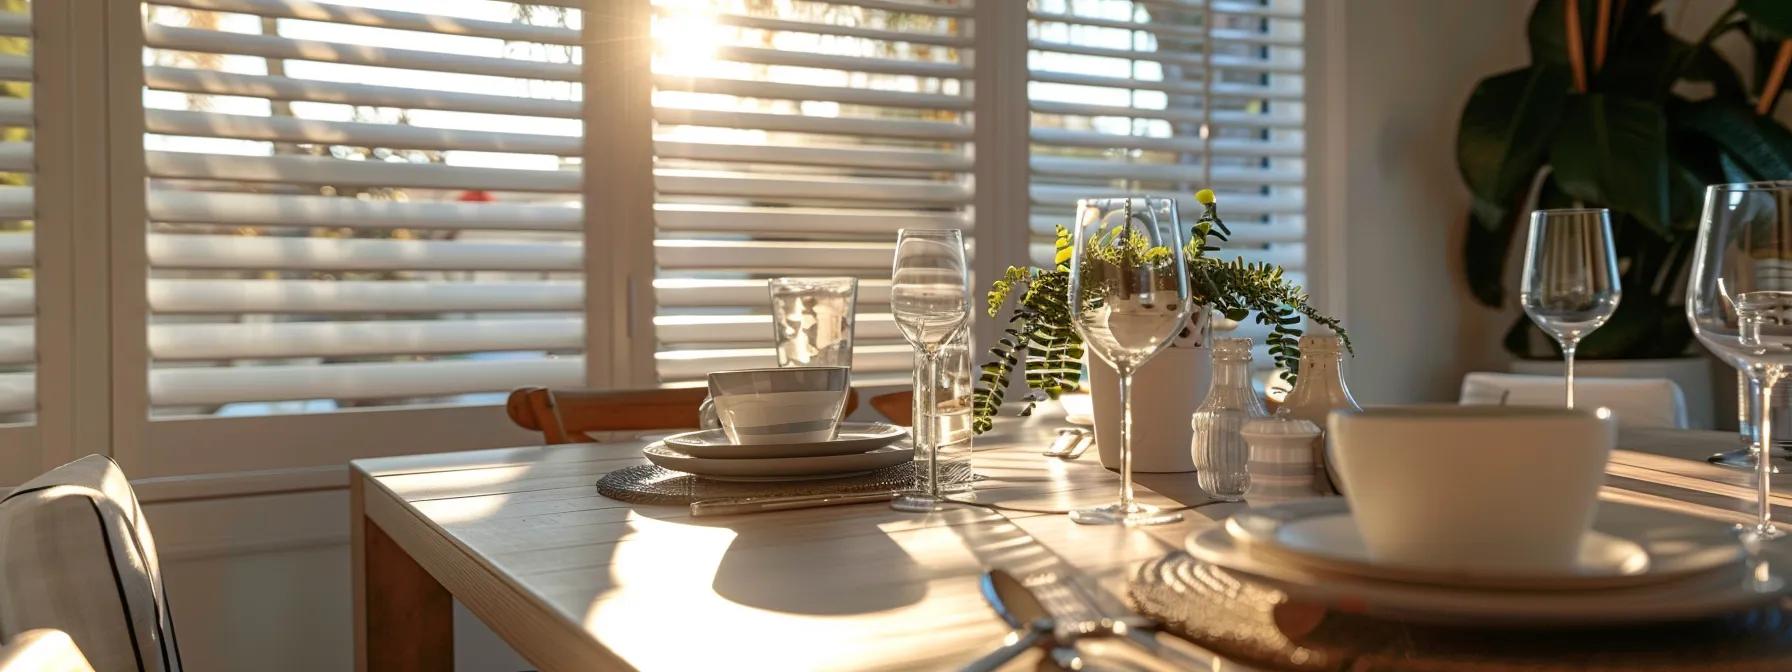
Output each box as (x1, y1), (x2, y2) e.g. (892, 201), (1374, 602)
(1457, 0), (1792, 427)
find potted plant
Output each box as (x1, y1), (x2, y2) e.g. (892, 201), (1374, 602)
(970, 191), (1347, 472)
(1456, 0), (1792, 427)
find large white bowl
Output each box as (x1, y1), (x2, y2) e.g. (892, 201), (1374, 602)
(1328, 405), (1615, 575)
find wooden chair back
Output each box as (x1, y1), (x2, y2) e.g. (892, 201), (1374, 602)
(507, 387), (862, 444)
(870, 391), (913, 426)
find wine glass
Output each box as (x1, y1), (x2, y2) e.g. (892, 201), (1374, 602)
(889, 229), (971, 513)
(1067, 196), (1193, 526)
(1688, 181), (1792, 542)
(1520, 208), (1622, 408)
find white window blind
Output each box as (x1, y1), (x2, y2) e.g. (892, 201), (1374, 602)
(1027, 0), (1304, 360)
(0, 0), (30, 420)
(138, 0), (588, 416)
(648, 0), (975, 387)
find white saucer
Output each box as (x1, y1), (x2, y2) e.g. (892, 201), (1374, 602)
(663, 422), (907, 459)
(1188, 502), (1780, 626)
(1225, 498), (1740, 591)
(642, 441), (913, 481)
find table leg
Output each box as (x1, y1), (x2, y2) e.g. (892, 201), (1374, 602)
(353, 479), (453, 672)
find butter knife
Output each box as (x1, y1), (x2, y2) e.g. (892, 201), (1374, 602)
(688, 491), (896, 517)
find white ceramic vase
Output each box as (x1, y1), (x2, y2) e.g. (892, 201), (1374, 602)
(1088, 312), (1212, 473)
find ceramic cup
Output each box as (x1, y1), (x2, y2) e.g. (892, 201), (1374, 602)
(1328, 405), (1616, 575)
(707, 366), (850, 445)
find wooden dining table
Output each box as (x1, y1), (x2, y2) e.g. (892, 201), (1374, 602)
(349, 410), (1790, 671)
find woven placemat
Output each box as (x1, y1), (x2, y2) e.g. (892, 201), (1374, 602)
(1127, 551), (1792, 671)
(597, 462), (966, 506)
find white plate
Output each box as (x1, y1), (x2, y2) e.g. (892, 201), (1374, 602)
(1225, 498), (1741, 591)
(1059, 394), (1094, 426)
(642, 441), (913, 481)
(1188, 503), (1781, 626)
(663, 422), (907, 459)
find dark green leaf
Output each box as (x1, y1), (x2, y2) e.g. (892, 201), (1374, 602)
(1548, 93), (1671, 233)
(1675, 98), (1792, 180)
(1527, 0), (1597, 69)
(1741, 0), (1792, 38)
(1457, 65), (1572, 231)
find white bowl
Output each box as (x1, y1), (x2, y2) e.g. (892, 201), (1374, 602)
(1328, 405), (1615, 575)
(707, 367), (849, 445)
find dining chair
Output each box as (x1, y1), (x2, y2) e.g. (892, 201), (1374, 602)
(0, 630), (96, 672)
(869, 390), (913, 426)
(507, 387), (863, 444)
(1459, 372), (1689, 429)
(0, 455), (182, 672)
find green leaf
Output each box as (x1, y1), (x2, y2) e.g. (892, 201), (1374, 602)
(1458, 65), (1572, 232)
(1548, 93), (1671, 233)
(1674, 98), (1792, 180)
(1740, 0), (1792, 38)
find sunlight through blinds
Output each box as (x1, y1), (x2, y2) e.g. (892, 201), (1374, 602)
(1028, 0), (1304, 358)
(138, 0), (586, 416)
(648, 0), (974, 387)
(0, 0), (30, 419)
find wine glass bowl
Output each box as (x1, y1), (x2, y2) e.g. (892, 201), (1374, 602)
(1688, 181), (1792, 542)
(1520, 208), (1621, 409)
(1067, 196), (1193, 526)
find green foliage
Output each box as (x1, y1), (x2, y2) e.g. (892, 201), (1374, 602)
(970, 200), (1348, 434)
(1458, 0), (1792, 359)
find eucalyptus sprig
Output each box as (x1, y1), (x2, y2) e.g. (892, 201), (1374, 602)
(970, 191), (1349, 434)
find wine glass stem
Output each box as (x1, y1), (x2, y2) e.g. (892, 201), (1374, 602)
(1759, 368), (1782, 535)
(1118, 370), (1135, 512)
(920, 350), (940, 500)
(1561, 340), (1577, 409)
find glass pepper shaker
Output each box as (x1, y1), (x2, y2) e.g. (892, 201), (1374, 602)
(1191, 337), (1268, 501)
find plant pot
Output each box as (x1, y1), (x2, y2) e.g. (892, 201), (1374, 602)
(1088, 314), (1213, 473)
(1509, 356), (1715, 429)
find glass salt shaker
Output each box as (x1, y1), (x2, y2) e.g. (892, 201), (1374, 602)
(1192, 337), (1268, 501)
(1280, 325), (1358, 494)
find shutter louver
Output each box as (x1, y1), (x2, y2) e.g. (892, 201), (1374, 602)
(1026, 0), (1304, 359)
(139, 0), (587, 415)
(648, 0), (974, 387)
(0, 0), (29, 418)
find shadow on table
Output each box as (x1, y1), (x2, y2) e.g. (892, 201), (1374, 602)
(705, 509), (929, 615)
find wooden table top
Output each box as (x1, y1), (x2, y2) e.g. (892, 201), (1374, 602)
(350, 415), (1779, 672)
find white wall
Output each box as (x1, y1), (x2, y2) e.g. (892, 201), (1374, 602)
(1308, 0), (1533, 404)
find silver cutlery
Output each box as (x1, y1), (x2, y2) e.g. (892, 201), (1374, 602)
(688, 491), (896, 517)
(1044, 428), (1093, 460)
(964, 569), (1057, 672)
(1014, 569), (1214, 671)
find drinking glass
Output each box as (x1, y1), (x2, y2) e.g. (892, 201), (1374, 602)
(1712, 376), (1792, 473)
(913, 329), (975, 494)
(889, 229), (971, 513)
(769, 277), (858, 368)
(1688, 181), (1792, 542)
(1067, 196), (1194, 526)
(1520, 209), (1622, 408)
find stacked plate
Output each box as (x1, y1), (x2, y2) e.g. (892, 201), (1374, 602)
(1185, 498), (1788, 626)
(641, 422), (912, 482)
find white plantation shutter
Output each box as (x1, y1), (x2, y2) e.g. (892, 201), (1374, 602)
(647, 0), (974, 387)
(137, 0), (589, 415)
(1026, 0), (1305, 360)
(0, 0), (29, 419)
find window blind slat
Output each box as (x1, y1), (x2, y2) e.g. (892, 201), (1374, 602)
(144, 67), (581, 119)
(142, 24), (581, 82)
(653, 74), (973, 110)
(149, 357), (585, 407)
(150, 0), (583, 45)
(148, 190), (580, 231)
(148, 279), (582, 314)
(146, 234), (581, 272)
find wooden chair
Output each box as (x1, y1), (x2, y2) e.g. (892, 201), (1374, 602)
(0, 630), (96, 672)
(0, 456), (182, 672)
(507, 387), (862, 444)
(870, 390), (914, 426)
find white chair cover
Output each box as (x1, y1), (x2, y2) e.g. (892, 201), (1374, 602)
(0, 456), (182, 672)
(1459, 372), (1689, 429)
